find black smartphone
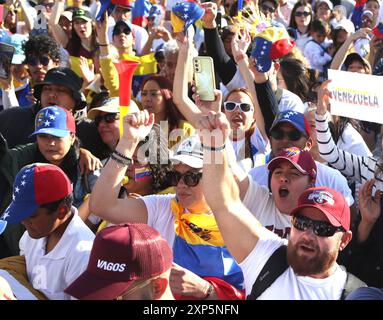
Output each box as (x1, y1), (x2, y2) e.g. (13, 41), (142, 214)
(0, 43), (15, 79)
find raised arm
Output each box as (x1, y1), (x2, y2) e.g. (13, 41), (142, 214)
(199, 112), (263, 263)
(89, 111), (155, 224)
(172, 34), (203, 127)
(231, 29), (268, 142)
(330, 28), (372, 70)
(201, 2), (237, 85)
(49, 0), (69, 48)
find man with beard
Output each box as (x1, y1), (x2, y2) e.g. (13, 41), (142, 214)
(199, 111), (358, 299)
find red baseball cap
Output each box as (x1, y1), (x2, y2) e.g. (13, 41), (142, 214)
(64, 223), (173, 300)
(290, 187), (351, 231)
(268, 147), (317, 181)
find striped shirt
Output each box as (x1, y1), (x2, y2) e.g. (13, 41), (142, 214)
(315, 112), (383, 191)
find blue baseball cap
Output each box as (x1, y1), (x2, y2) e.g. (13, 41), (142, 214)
(270, 110), (311, 138)
(0, 163), (73, 229)
(30, 106), (76, 138)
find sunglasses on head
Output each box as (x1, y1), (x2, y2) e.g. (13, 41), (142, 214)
(26, 56), (51, 67)
(168, 171), (202, 187)
(95, 113), (119, 125)
(295, 11), (310, 17)
(113, 27), (131, 36)
(270, 128), (303, 141)
(292, 214), (345, 237)
(224, 101), (253, 112)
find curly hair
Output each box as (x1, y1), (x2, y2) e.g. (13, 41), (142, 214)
(22, 34), (61, 63)
(136, 124), (172, 193)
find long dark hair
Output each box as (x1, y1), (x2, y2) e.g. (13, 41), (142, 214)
(67, 22), (98, 58)
(141, 75), (186, 134)
(289, 0), (313, 31)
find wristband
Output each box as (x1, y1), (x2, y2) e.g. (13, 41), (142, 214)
(202, 282), (214, 300)
(114, 149), (132, 161)
(201, 143), (226, 152)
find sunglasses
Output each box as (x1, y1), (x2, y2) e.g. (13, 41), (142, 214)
(95, 113), (119, 125)
(270, 128), (303, 141)
(113, 27), (131, 36)
(26, 56), (51, 67)
(261, 4), (276, 14)
(168, 171), (202, 187)
(295, 11), (310, 17)
(43, 3), (55, 9)
(224, 101), (253, 112)
(292, 215), (345, 237)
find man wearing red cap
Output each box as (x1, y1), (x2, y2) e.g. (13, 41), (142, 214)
(198, 111), (363, 299)
(65, 223), (174, 300)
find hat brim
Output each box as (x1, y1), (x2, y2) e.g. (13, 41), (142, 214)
(87, 105), (120, 120)
(169, 154), (203, 169)
(2, 201), (39, 224)
(344, 53), (371, 72)
(64, 270), (135, 300)
(270, 119), (308, 137)
(33, 82), (83, 109)
(29, 128), (71, 138)
(0, 220), (7, 235)
(268, 156), (308, 175)
(72, 16), (92, 22)
(290, 204), (343, 228)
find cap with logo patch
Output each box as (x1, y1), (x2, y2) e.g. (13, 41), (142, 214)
(64, 223), (173, 300)
(169, 136), (203, 169)
(290, 187), (350, 231)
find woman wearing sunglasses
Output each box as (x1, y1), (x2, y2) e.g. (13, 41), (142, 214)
(287, 1), (313, 53)
(90, 112), (245, 300)
(223, 88), (271, 171)
(0, 106), (100, 257)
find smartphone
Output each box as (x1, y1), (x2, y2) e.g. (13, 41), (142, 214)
(193, 56), (216, 102)
(0, 43), (15, 79)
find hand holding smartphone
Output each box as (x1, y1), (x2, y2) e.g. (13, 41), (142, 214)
(193, 56), (216, 102)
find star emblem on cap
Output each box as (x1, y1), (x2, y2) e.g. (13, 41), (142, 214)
(44, 120), (51, 126)
(49, 115), (56, 120)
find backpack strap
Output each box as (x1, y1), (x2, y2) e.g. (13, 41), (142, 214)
(247, 245), (288, 300)
(339, 266), (367, 300)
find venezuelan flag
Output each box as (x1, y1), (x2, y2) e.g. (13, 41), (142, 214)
(132, 0), (152, 27)
(134, 166), (152, 181)
(171, 200), (244, 289)
(120, 53), (157, 97)
(373, 23), (383, 39)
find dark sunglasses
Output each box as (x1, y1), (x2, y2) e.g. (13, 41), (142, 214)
(43, 3), (55, 9)
(261, 4), (276, 13)
(113, 27), (131, 36)
(26, 56), (51, 67)
(292, 215), (345, 237)
(224, 101), (253, 112)
(95, 113), (119, 125)
(168, 171), (202, 187)
(295, 11), (310, 17)
(270, 128), (303, 141)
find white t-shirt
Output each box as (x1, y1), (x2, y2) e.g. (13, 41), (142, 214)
(19, 209), (94, 300)
(248, 161), (354, 206)
(337, 124), (372, 157)
(243, 178), (292, 238)
(240, 229), (347, 299)
(142, 194), (177, 246)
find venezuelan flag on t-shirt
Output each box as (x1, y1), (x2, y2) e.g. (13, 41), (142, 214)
(120, 53), (157, 97)
(171, 200), (244, 289)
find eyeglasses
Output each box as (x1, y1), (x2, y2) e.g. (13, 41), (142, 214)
(168, 171), (202, 187)
(295, 11), (311, 17)
(95, 113), (119, 125)
(113, 27), (131, 36)
(261, 4), (276, 14)
(224, 101), (253, 112)
(270, 128), (303, 141)
(292, 215), (345, 237)
(26, 56), (51, 67)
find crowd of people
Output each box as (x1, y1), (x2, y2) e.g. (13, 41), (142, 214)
(0, 0), (383, 301)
